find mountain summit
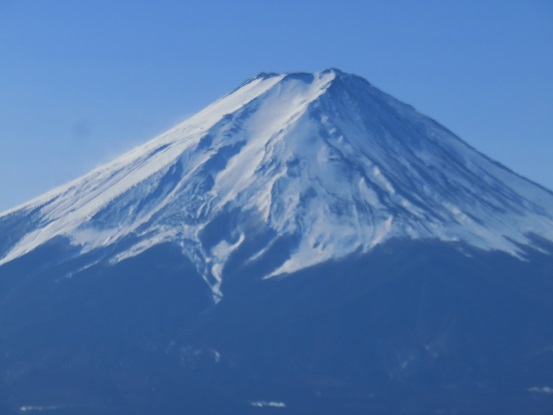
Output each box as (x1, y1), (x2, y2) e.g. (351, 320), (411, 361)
(1, 69), (552, 300)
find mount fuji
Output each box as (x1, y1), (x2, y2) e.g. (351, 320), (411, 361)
(1, 69), (552, 414)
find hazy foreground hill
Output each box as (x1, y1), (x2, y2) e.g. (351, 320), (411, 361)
(1, 69), (553, 414)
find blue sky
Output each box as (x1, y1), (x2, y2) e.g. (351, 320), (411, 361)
(1, 0), (552, 212)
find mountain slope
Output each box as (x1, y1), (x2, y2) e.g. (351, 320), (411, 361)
(1, 69), (552, 301)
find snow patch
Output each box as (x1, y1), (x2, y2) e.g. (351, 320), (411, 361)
(250, 401), (287, 408)
(527, 386), (553, 395)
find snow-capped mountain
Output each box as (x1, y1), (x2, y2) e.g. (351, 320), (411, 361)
(1, 69), (552, 300)
(2, 70), (553, 415)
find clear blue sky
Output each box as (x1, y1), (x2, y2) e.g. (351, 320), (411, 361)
(1, 0), (552, 212)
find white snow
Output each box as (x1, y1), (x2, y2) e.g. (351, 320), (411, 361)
(250, 401), (287, 408)
(19, 404), (78, 412)
(527, 386), (553, 395)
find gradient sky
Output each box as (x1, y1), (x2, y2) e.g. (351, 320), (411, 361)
(1, 0), (552, 212)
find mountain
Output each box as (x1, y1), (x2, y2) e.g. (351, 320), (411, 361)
(1, 69), (553, 414)
(2, 69), (552, 300)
